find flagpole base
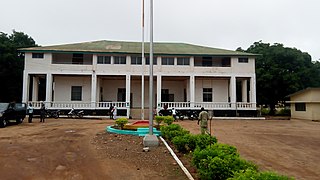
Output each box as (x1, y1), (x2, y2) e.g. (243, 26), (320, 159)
(143, 134), (159, 147)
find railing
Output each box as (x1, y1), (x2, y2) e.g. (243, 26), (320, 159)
(96, 102), (129, 109)
(50, 102), (92, 109)
(29, 101), (255, 110)
(29, 101), (129, 109)
(159, 102), (256, 110)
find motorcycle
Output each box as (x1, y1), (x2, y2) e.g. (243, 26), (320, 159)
(186, 110), (199, 120)
(45, 109), (60, 119)
(67, 108), (84, 118)
(175, 110), (185, 120)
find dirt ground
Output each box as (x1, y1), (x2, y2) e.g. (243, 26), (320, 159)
(178, 119), (320, 180)
(0, 118), (319, 180)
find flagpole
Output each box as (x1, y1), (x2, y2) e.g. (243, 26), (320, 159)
(143, 0), (159, 147)
(141, 0), (145, 120)
(149, 0), (154, 135)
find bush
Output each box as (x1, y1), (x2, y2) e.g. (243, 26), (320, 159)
(194, 134), (218, 150)
(275, 108), (291, 116)
(192, 144), (257, 180)
(155, 116), (164, 125)
(229, 168), (294, 180)
(163, 116), (174, 125)
(260, 108), (270, 115)
(160, 124), (189, 141)
(172, 134), (218, 153)
(192, 143), (239, 167)
(115, 118), (128, 129)
(172, 134), (193, 153)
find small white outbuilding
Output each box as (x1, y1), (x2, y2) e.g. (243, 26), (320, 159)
(287, 88), (320, 121)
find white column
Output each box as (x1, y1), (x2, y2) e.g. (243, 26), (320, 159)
(92, 55), (97, 71)
(190, 75), (195, 107)
(45, 73), (52, 106)
(230, 76), (236, 108)
(91, 72), (97, 108)
(157, 75), (162, 110)
(250, 75), (257, 108)
(126, 74), (131, 118)
(22, 71), (29, 103)
(242, 79), (248, 102)
(32, 76), (39, 101)
(190, 57), (194, 67)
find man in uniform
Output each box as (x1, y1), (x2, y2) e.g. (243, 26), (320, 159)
(197, 107), (209, 134)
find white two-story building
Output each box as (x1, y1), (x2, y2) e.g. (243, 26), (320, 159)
(20, 40), (257, 118)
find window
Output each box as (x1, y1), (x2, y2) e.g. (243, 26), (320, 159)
(238, 57), (249, 63)
(146, 57), (157, 65)
(71, 86), (82, 101)
(72, 54), (84, 64)
(161, 89), (174, 102)
(222, 57), (231, 67)
(114, 56), (126, 64)
(117, 88), (126, 102)
(203, 88), (212, 102)
(32, 53), (44, 59)
(177, 57), (190, 65)
(161, 57), (174, 65)
(202, 57), (212, 67)
(97, 56), (111, 64)
(295, 103), (306, 111)
(131, 56), (142, 65)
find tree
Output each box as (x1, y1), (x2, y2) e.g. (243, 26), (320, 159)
(0, 30), (37, 102)
(239, 41), (320, 114)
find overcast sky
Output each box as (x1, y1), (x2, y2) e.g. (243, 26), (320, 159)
(1, 0), (319, 61)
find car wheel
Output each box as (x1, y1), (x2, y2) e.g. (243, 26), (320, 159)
(1, 119), (7, 128)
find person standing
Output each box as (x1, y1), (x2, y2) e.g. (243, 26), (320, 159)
(40, 102), (46, 123)
(109, 105), (114, 119)
(172, 107), (177, 120)
(112, 106), (117, 120)
(27, 103), (34, 123)
(197, 107), (209, 134)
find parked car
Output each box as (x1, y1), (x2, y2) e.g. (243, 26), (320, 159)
(0, 102), (27, 128)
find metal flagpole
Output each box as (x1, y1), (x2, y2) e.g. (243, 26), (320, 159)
(149, 0), (154, 135)
(141, 0), (145, 120)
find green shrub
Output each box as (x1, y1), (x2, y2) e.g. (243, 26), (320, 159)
(192, 144), (257, 180)
(229, 168), (294, 180)
(163, 116), (174, 125)
(115, 118), (128, 129)
(194, 134), (218, 150)
(172, 134), (193, 153)
(172, 134), (218, 153)
(275, 108), (291, 116)
(160, 124), (189, 141)
(192, 143), (238, 167)
(260, 108), (270, 115)
(155, 116), (164, 126)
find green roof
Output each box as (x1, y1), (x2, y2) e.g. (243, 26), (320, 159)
(20, 40), (256, 56)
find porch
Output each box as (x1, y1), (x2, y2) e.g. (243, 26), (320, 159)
(23, 74), (257, 118)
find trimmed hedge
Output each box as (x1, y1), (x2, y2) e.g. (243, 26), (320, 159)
(160, 124), (189, 141)
(229, 168), (294, 180)
(192, 144), (257, 180)
(115, 118), (128, 129)
(160, 123), (294, 180)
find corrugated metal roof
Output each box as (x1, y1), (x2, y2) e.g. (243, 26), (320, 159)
(286, 87), (320, 97)
(20, 40), (257, 56)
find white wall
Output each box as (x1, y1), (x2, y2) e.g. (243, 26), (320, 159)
(54, 76), (91, 102)
(100, 78), (125, 102)
(162, 80), (186, 102)
(195, 78), (229, 102)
